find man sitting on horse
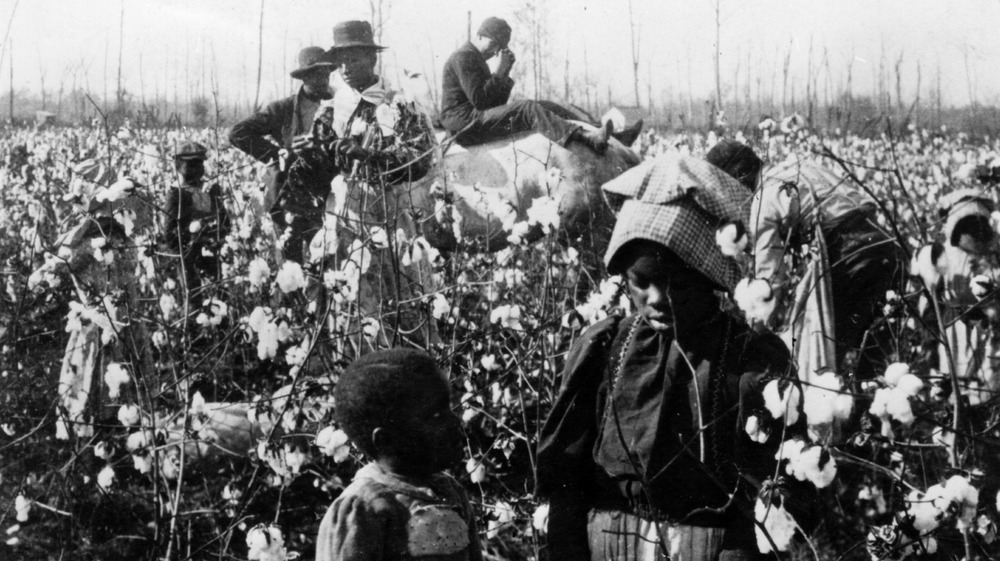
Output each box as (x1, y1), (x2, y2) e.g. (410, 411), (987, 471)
(440, 17), (612, 154)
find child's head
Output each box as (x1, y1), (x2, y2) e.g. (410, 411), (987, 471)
(174, 141), (207, 184)
(334, 348), (464, 476)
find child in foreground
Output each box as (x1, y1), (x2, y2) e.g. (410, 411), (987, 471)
(316, 348), (482, 561)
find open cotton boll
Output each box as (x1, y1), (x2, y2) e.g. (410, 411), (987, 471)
(894, 373), (924, 398)
(944, 475), (980, 530)
(763, 380), (801, 426)
(754, 498), (797, 554)
(745, 415), (771, 444)
(734, 278), (776, 323)
(907, 488), (946, 533)
(789, 445), (837, 488)
(884, 362), (910, 387)
(104, 363), (130, 399)
(803, 371), (853, 427)
(275, 262), (306, 293)
(970, 274), (994, 299)
(715, 221), (748, 257)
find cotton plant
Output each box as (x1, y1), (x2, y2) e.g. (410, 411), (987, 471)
(246, 523), (292, 561)
(802, 370), (853, 442)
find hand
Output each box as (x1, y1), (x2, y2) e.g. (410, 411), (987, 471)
(290, 134), (315, 154)
(497, 48), (516, 75)
(335, 139), (370, 162)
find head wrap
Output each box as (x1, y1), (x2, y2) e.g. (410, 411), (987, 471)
(602, 152), (750, 291)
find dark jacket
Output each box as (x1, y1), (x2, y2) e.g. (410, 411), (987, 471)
(439, 42), (514, 133)
(229, 88), (324, 164)
(536, 312), (794, 560)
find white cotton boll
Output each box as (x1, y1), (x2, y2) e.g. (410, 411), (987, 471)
(734, 278), (776, 323)
(247, 307), (273, 333)
(282, 444), (309, 474)
(884, 388), (915, 425)
(257, 322), (279, 361)
(158, 293), (176, 319)
(763, 380), (801, 426)
(361, 318), (380, 340)
(104, 363), (130, 399)
(775, 439), (807, 468)
(907, 488), (945, 533)
(532, 503), (550, 535)
(248, 258), (271, 290)
(745, 415), (770, 444)
(803, 371), (852, 427)
(466, 459), (487, 483)
(97, 465), (116, 490)
(526, 195), (561, 234)
(715, 222), (748, 257)
(894, 373), (924, 397)
(316, 427), (351, 463)
(431, 294), (451, 320)
(884, 362), (910, 387)
(117, 404), (141, 426)
(970, 274), (993, 299)
(94, 440), (116, 460)
(14, 495), (30, 523)
(944, 475), (979, 530)
(369, 226), (389, 249)
(754, 498), (797, 554)
(487, 502), (515, 540)
(792, 445), (837, 488)
(275, 261), (306, 293)
(95, 178), (135, 203)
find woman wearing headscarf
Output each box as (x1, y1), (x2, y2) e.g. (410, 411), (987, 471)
(537, 153), (812, 561)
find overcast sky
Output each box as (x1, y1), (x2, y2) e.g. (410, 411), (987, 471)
(3, 0), (999, 111)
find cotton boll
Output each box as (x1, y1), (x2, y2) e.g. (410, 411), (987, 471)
(792, 445), (837, 488)
(117, 404), (141, 426)
(532, 503), (550, 535)
(315, 427), (351, 463)
(745, 415), (771, 444)
(466, 458), (487, 483)
(763, 380), (801, 426)
(803, 371), (853, 429)
(894, 373), (924, 398)
(104, 363), (130, 399)
(754, 498), (797, 554)
(944, 475), (979, 530)
(970, 275), (994, 299)
(884, 362), (910, 387)
(275, 262), (306, 293)
(97, 465), (116, 490)
(715, 222), (748, 257)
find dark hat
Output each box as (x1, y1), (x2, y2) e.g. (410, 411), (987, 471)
(329, 21), (385, 52)
(290, 46), (336, 79)
(705, 139), (762, 191)
(174, 141), (208, 161)
(478, 17), (511, 48)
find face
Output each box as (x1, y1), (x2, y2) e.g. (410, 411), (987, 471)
(384, 374), (465, 476)
(175, 158), (204, 183)
(301, 68), (332, 93)
(338, 48), (378, 91)
(621, 242), (719, 333)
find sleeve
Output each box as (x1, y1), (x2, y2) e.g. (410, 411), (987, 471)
(315, 492), (408, 561)
(749, 180), (800, 288)
(452, 48), (514, 110)
(163, 188), (185, 252)
(535, 317), (619, 561)
(229, 100), (286, 164)
(453, 478), (484, 561)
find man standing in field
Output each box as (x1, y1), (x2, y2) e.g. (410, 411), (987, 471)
(439, 17), (612, 153)
(229, 46), (336, 263)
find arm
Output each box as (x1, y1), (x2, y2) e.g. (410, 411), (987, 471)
(749, 180), (799, 288)
(536, 317), (619, 561)
(452, 48), (514, 110)
(228, 99), (289, 164)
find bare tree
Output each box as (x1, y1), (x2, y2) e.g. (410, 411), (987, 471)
(628, 0), (641, 107)
(713, 0), (723, 110)
(253, 0), (265, 111)
(781, 41), (792, 113)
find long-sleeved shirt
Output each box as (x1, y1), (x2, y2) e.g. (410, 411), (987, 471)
(439, 42), (514, 133)
(750, 155), (874, 285)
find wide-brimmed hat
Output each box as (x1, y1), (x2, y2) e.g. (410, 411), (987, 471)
(174, 141), (208, 161)
(602, 152), (751, 291)
(290, 46), (336, 79)
(478, 17), (511, 49)
(329, 21), (385, 53)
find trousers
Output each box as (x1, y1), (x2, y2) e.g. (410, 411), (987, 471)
(454, 100), (582, 147)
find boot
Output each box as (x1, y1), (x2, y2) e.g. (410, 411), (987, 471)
(570, 120), (611, 154)
(611, 119), (644, 147)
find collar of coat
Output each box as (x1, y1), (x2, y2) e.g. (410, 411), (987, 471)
(329, 77), (391, 137)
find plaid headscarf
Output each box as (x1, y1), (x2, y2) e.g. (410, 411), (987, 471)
(602, 152), (751, 291)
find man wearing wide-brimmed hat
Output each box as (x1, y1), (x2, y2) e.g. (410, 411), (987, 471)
(440, 16), (612, 153)
(309, 20), (434, 186)
(229, 46), (336, 263)
(537, 152), (815, 561)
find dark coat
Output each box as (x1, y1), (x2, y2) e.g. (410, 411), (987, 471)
(439, 42), (514, 133)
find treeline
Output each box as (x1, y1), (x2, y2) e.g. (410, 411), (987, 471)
(3, 85), (1000, 139)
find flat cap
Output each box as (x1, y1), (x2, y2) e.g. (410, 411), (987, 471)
(174, 141), (208, 161)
